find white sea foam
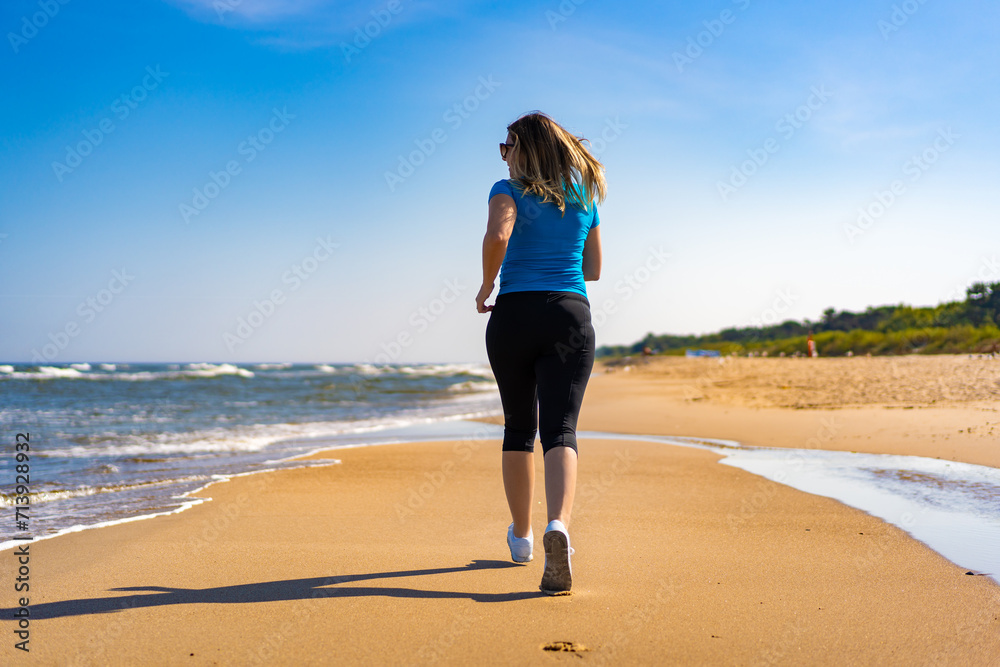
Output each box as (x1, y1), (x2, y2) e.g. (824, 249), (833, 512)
(0, 498), (210, 554)
(255, 363), (292, 370)
(447, 380), (498, 394)
(184, 363), (254, 378)
(0, 475), (212, 507)
(316, 364), (339, 373)
(37, 366), (85, 378)
(0, 365), (14, 374)
(99, 363), (117, 371)
(70, 362), (92, 371)
(101, 371), (160, 381)
(353, 363), (389, 375)
(0, 462), (342, 554)
(397, 363), (494, 378)
(36, 410), (495, 459)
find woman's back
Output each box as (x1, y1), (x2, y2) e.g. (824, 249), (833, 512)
(490, 179), (599, 298)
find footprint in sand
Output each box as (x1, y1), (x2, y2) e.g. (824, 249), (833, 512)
(542, 641), (590, 653)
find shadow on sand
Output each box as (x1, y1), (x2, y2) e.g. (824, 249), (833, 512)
(17, 559), (544, 620)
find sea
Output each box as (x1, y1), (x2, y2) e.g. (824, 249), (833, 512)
(0, 362), (501, 547)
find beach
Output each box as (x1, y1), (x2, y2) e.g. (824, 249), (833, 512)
(7, 356), (1000, 664)
(576, 354), (1000, 468)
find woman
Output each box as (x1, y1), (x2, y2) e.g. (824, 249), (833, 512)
(476, 111), (605, 596)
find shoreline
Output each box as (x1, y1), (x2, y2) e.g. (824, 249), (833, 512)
(14, 423), (1000, 567)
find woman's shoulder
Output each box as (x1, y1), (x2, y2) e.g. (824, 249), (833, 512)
(489, 179), (518, 200)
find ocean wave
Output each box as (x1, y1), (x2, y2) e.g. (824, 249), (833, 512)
(0, 364), (256, 382)
(0, 362), (492, 382)
(183, 363), (254, 378)
(353, 363), (391, 375)
(36, 366), (85, 379)
(0, 475), (212, 507)
(351, 363), (495, 379)
(36, 414), (475, 459)
(447, 380), (498, 394)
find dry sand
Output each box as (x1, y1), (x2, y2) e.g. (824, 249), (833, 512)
(8, 355), (1000, 665)
(575, 354), (1000, 469)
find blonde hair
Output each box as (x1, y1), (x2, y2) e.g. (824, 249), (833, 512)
(506, 112), (607, 214)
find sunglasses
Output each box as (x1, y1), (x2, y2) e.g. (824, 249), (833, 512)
(499, 142), (514, 159)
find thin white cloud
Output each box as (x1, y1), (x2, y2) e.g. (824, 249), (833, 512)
(167, 0), (333, 23)
(162, 0), (474, 51)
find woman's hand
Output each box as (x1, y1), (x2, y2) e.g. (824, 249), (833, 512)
(476, 282), (495, 313)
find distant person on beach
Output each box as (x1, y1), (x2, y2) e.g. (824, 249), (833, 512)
(476, 111), (605, 595)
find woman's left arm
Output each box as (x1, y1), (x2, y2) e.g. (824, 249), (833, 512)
(582, 225), (602, 281)
(477, 194), (516, 313)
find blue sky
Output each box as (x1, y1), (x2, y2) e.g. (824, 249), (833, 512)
(2, 0), (998, 363)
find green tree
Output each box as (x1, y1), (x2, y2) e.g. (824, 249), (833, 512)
(966, 282), (1000, 326)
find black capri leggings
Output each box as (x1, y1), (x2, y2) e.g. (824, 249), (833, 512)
(485, 290), (596, 455)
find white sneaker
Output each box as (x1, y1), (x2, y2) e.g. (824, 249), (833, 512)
(507, 523), (533, 563)
(540, 520), (574, 595)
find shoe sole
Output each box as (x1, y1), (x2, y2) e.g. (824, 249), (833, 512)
(539, 531), (572, 595)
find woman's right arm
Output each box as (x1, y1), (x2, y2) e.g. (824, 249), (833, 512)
(476, 194), (517, 313)
(582, 225), (602, 281)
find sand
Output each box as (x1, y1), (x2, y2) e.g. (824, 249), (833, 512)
(8, 355), (1000, 665)
(574, 354), (1000, 469)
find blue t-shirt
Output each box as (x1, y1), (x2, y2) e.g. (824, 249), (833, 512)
(488, 179), (600, 298)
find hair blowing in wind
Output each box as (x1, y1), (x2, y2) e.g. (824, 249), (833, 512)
(506, 112), (608, 214)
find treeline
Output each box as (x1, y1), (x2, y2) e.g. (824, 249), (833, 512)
(597, 282), (1000, 358)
